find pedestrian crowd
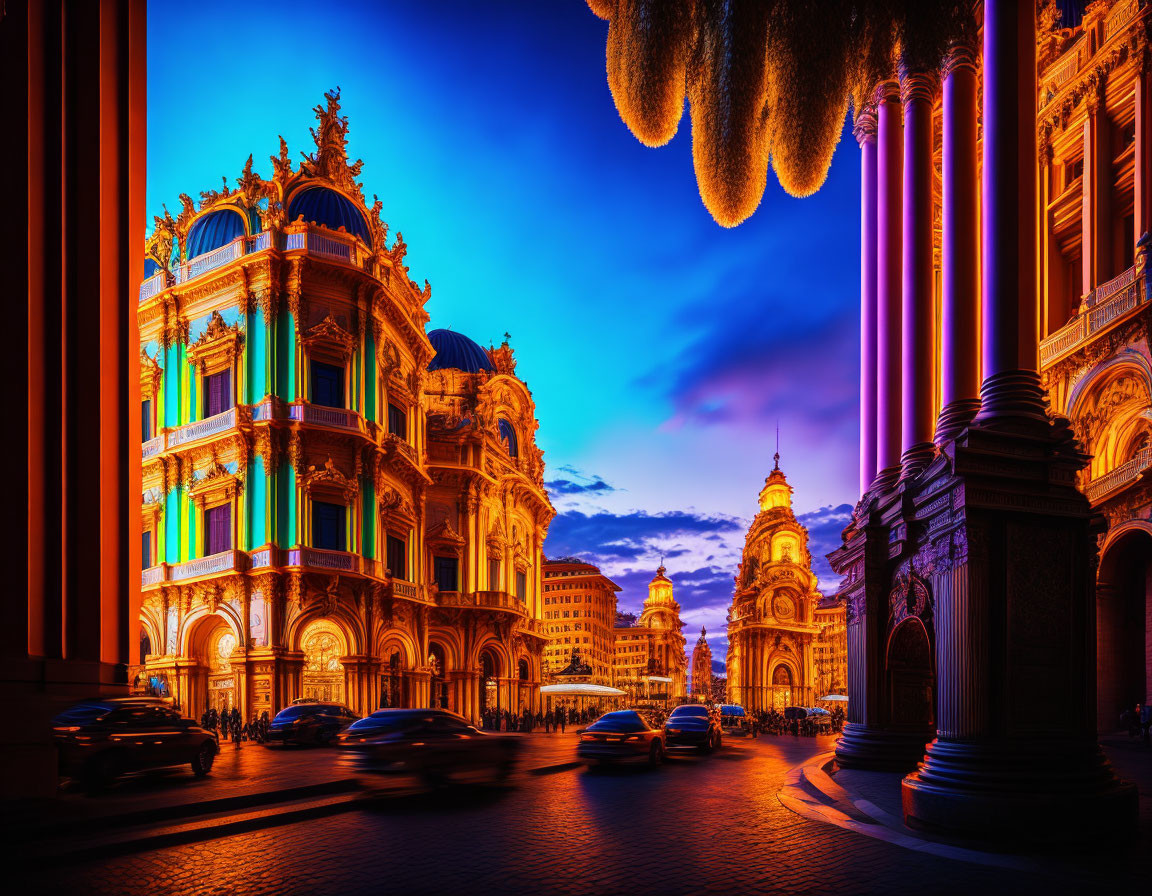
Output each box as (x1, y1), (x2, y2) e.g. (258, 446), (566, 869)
(1120, 703), (1151, 745)
(479, 705), (604, 733)
(744, 707), (846, 738)
(200, 706), (271, 745)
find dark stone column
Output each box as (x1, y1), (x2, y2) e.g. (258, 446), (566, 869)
(900, 0), (1137, 843)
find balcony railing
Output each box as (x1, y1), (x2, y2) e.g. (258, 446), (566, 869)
(1105, 0), (1140, 42)
(169, 550), (246, 583)
(141, 565), (166, 587)
(289, 546), (360, 573)
(1084, 447), (1152, 504)
(290, 403), (366, 433)
(1040, 264), (1147, 367)
(139, 225), (365, 303)
(437, 590), (526, 614)
(167, 407), (237, 449)
(141, 436), (164, 460)
(392, 578), (418, 600)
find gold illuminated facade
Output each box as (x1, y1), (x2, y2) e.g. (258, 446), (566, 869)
(1035, 0), (1152, 724)
(689, 627), (713, 701)
(133, 91), (554, 725)
(541, 559), (620, 684)
(725, 459), (845, 710)
(611, 566), (687, 702)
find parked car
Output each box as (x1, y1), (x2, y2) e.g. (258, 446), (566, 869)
(337, 709), (520, 786)
(266, 702), (358, 746)
(718, 704), (749, 737)
(52, 697), (217, 787)
(577, 710), (665, 766)
(663, 704), (722, 753)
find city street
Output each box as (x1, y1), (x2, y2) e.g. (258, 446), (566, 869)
(16, 733), (1146, 895)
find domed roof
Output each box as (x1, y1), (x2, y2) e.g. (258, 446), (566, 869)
(427, 329), (494, 373)
(186, 207), (254, 259)
(287, 185), (370, 243)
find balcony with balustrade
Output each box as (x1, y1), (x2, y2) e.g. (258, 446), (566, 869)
(137, 224), (372, 304)
(140, 549), (249, 590)
(1039, 0), (1143, 108)
(436, 590), (528, 618)
(1084, 445), (1152, 505)
(1040, 263), (1149, 369)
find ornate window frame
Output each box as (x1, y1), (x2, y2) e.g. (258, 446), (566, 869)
(140, 349), (162, 438)
(190, 460), (242, 556)
(187, 310), (243, 418)
(302, 457), (358, 552)
(301, 315), (356, 410)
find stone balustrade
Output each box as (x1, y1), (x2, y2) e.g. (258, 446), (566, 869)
(167, 407), (238, 449)
(1040, 264), (1147, 368)
(141, 435), (164, 460)
(289, 402), (366, 433)
(1084, 446), (1152, 504)
(169, 549), (246, 583)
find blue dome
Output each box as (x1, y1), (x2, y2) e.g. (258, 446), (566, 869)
(427, 329), (494, 373)
(143, 257), (163, 279)
(287, 186), (371, 243)
(186, 207), (251, 259)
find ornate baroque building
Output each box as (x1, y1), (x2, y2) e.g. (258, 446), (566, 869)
(725, 459), (845, 710)
(611, 567), (687, 702)
(134, 91), (554, 725)
(541, 559), (620, 684)
(1035, 0), (1152, 729)
(689, 627), (713, 701)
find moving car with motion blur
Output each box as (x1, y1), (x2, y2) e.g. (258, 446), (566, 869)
(265, 701), (359, 746)
(577, 709), (665, 766)
(52, 697), (217, 787)
(663, 704), (722, 753)
(718, 704), (749, 737)
(337, 709), (520, 787)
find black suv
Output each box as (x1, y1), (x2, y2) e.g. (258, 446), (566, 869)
(52, 697), (217, 787)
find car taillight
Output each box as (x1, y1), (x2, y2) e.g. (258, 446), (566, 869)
(624, 735), (641, 741)
(54, 726), (81, 733)
(580, 734), (596, 742)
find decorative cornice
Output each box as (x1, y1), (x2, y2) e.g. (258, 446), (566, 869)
(853, 102), (877, 147)
(899, 67), (939, 106)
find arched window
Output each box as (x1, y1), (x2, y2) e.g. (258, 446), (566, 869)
(498, 418), (518, 458)
(518, 658), (530, 681)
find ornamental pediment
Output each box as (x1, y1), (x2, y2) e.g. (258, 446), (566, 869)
(304, 456), (358, 503)
(302, 314), (356, 361)
(187, 310), (243, 373)
(425, 518), (465, 549)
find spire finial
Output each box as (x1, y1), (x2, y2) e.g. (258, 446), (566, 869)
(774, 422), (780, 471)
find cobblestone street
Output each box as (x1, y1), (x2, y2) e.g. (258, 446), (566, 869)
(18, 734), (1146, 895)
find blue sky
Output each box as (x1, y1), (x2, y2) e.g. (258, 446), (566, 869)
(148, 0), (861, 659)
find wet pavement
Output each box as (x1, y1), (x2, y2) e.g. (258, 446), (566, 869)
(15, 733), (1149, 895)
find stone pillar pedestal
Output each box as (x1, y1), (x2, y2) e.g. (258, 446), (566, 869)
(900, 420), (1137, 842)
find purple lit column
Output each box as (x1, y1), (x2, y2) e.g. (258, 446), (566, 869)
(855, 104), (879, 495)
(899, 68), (938, 478)
(936, 40), (982, 442)
(973, 0), (1047, 423)
(874, 81), (903, 486)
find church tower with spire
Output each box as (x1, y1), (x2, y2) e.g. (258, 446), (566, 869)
(690, 627), (713, 702)
(725, 449), (845, 710)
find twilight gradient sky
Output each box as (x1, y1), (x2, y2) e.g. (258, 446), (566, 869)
(148, 0), (860, 665)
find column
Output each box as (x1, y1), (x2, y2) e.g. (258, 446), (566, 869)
(874, 81), (903, 486)
(855, 104), (879, 494)
(2, 0), (147, 798)
(936, 40), (982, 442)
(973, 0), (1048, 424)
(900, 67), (939, 478)
(1136, 54), (1152, 243)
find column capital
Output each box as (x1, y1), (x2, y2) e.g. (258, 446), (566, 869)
(853, 103), (878, 146)
(899, 66), (940, 105)
(873, 79), (901, 107)
(943, 39), (979, 79)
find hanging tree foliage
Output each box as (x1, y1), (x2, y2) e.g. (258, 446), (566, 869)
(589, 0), (964, 227)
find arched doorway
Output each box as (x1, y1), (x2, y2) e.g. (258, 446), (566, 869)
(380, 649), (404, 708)
(886, 619), (934, 729)
(139, 624), (151, 665)
(300, 620), (347, 704)
(1097, 527), (1152, 731)
(429, 643), (449, 709)
(479, 648), (500, 715)
(770, 664), (793, 710)
(208, 626), (239, 715)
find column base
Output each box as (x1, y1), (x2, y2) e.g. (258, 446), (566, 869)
(902, 737), (1138, 844)
(868, 465), (902, 494)
(933, 398), (982, 445)
(834, 722), (933, 771)
(899, 442), (936, 481)
(972, 369), (1049, 428)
